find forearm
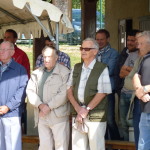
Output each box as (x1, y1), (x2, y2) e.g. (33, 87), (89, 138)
(87, 93), (106, 110)
(119, 66), (132, 78)
(67, 87), (80, 112)
(133, 73), (142, 90)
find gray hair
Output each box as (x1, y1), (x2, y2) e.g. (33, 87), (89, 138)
(0, 41), (14, 50)
(82, 38), (99, 50)
(138, 31), (150, 44)
(42, 46), (58, 56)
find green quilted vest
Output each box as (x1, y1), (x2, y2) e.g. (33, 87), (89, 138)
(72, 61), (108, 122)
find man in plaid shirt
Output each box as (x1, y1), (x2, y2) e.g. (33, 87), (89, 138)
(35, 37), (71, 69)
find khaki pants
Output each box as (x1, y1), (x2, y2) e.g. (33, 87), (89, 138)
(38, 118), (69, 150)
(72, 118), (106, 150)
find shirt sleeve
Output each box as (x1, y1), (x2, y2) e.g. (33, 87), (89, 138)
(97, 67), (112, 93)
(36, 54), (43, 68)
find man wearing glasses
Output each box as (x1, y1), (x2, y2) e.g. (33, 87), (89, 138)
(67, 38), (112, 150)
(0, 41), (28, 150)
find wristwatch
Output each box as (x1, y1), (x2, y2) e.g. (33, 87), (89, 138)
(86, 107), (91, 111)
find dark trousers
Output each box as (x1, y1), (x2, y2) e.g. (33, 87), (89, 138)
(105, 92), (120, 140)
(133, 97), (141, 150)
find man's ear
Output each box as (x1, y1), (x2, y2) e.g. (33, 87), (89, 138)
(107, 37), (110, 43)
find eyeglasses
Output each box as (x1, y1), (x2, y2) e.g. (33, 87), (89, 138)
(80, 47), (95, 51)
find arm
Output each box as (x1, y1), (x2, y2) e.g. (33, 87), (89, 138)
(106, 50), (119, 76)
(26, 73), (43, 108)
(5, 68), (28, 112)
(119, 65), (133, 78)
(87, 93), (106, 109)
(133, 73), (145, 99)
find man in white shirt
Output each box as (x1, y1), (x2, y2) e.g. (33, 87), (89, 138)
(67, 38), (112, 150)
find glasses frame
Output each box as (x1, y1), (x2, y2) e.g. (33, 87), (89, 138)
(80, 47), (95, 51)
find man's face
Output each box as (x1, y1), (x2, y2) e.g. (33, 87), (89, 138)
(43, 48), (58, 70)
(45, 40), (54, 47)
(127, 36), (136, 51)
(95, 33), (109, 49)
(4, 32), (17, 44)
(137, 36), (150, 56)
(0, 42), (14, 64)
(80, 41), (98, 61)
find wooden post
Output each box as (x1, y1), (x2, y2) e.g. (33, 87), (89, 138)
(81, 0), (98, 40)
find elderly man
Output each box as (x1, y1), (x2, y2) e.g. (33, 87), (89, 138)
(67, 38), (112, 150)
(133, 31), (150, 150)
(26, 46), (70, 150)
(0, 41), (28, 150)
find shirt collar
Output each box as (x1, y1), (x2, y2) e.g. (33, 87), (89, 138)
(0, 58), (12, 67)
(98, 43), (111, 55)
(82, 59), (96, 70)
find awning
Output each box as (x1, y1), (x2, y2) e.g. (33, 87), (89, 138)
(0, 0), (74, 39)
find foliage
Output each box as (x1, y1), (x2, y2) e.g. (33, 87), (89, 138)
(72, 0), (81, 9)
(42, 0), (51, 2)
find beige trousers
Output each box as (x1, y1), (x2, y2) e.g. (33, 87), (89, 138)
(72, 118), (106, 150)
(38, 118), (69, 150)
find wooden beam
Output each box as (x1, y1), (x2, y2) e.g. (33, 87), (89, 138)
(0, 7), (25, 24)
(81, 0), (98, 40)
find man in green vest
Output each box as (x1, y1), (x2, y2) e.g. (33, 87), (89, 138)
(67, 38), (112, 150)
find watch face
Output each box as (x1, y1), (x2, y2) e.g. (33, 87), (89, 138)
(86, 107), (90, 110)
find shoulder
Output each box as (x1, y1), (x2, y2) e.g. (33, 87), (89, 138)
(58, 51), (70, 59)
(110, 48), (119, 55)
(56, 63), (70, 75)
(15, 46), (28, 57)
(11, 60), (27, 73)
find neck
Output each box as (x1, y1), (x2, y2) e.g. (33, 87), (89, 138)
(83, 58), (94, 68)
(1, 59), (11, 65)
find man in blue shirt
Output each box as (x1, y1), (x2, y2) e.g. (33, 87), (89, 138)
(96, 29), (120, 140)
(0, 41), (28, 150)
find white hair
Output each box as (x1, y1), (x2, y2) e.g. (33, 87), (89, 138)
(0, 41), (14, 50)
(82, 38), (99, 50)
(139, 31), (150, 44)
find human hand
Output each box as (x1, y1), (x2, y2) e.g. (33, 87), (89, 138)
(141, 94), (150, 103)
(76, 114), (83, 123)
(0, 105), (10, 115)
(39, 104), (51, 117)
(78, 107), (89, 119)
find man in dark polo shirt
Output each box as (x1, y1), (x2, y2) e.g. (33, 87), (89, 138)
(133, 31), (150, 150)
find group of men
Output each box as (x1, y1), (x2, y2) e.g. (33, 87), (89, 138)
(0, 28), (150, 150)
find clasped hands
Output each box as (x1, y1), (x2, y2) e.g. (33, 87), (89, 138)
(76, 106), (89, 124)
(135, 86), (150, 102)
(38, 103), (51, 117)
